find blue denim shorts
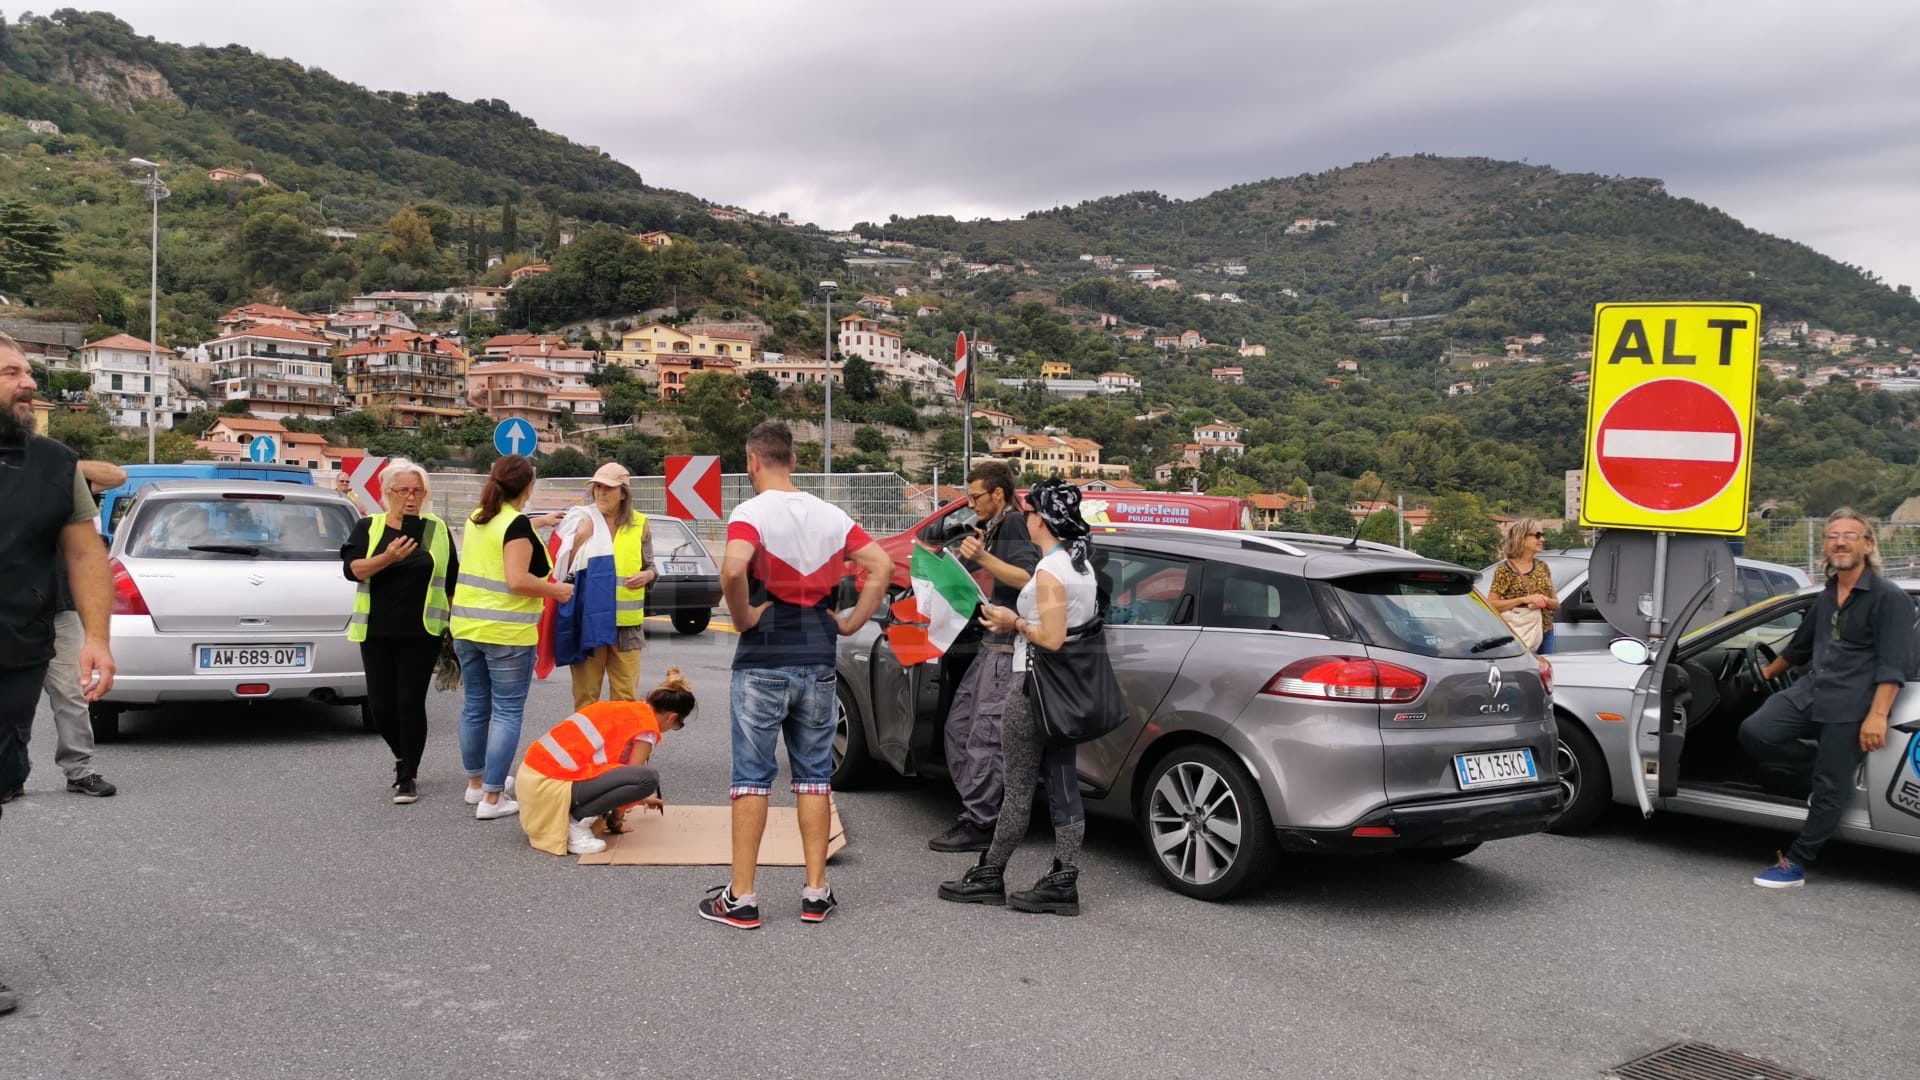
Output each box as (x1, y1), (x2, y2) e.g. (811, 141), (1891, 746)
(728, 665), (837, 799)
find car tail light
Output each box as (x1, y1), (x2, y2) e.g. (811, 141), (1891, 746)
(110, 558), (149, 616)
(1537, 655), (1553, 694)
(1351, 826), (1398, 838)
(1262, 655), (1427, 703)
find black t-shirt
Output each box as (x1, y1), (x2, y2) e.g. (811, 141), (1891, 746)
(503, 515), (552, 578)
(339, 516), (461, 640)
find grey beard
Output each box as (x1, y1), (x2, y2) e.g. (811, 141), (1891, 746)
(0, 402), (29, 443)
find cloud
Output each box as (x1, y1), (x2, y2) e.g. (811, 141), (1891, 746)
(94, 0), (1920, 286)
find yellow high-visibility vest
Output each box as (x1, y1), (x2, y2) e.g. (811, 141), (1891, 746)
(348, 512), (450, 642)
(450, 505), (542, 647)
(612, 511), (648, 628)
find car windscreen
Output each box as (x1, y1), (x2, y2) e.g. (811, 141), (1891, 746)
(1331, 571), (1528, 659)
(652, 518), (712, 562)
(126, 495), (356, 561)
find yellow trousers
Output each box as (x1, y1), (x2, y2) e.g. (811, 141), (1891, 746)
(570, 645), (641, 710)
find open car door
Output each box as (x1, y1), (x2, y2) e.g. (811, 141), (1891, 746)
(1627, 579), (1722, 817)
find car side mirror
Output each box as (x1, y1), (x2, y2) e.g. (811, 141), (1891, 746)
(1608, 638), (1651, 665)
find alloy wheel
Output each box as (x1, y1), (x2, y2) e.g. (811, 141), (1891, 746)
(832, 696), (849, 770)
(1147, 761), (1243, 886)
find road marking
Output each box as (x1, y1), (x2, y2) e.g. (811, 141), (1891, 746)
(1600, 429), (1736, 462)
(644, 615), (738, 635)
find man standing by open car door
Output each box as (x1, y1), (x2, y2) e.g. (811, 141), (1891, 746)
(926, 461), (1039, 852)
(1741, 508), (1915, 888)
(0, 332), (117, 1015)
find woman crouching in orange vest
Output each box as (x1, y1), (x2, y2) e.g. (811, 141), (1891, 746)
(516, 668), (697, 856)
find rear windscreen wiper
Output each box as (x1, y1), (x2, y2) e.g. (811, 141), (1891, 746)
(187, 543), (261, 556)
(1468, 635), (1515, 653)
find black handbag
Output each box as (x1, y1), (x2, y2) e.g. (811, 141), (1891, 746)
(1025, 617), (1126, 744)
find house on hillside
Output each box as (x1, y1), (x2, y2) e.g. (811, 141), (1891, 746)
(836, 315), (902, 368)
(1248, 493), (1309, 529)
(1194, 421), (1241, 445)
(1153, 335), (1182, 350)
(466, 361), (559, 438)
(1180, 330), (1206, 350)
(76, 333), (171, 430)
(916, 305), (942, 318)
(991, 433), (1129, 480)
(1211, 366), (1245, 384)
(1126, 265), (1157, 281)
(1145, 278), (1180, 292)
(1098, 371), (1141, 392)
(605, 323), (753, 369)
(857, 295), (894, 314)
(1238, 339), (1266, 358)
(1121, 328), (1149, 343)
(971, 407), (1017, 433)
(636, 230), (674, 248)
(1336, 358), (1359, 373)
(508, 263), (551, 286)
(706, 208), (746, 222)
(1040, 361), (1073, 380)
(202, 324), (340, 421)
(342, 333), (469, 431)
(219, 303), (327, 335)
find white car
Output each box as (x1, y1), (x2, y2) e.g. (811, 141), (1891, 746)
(94, 480), (368, 739)
(1545, 580), (1920, 854)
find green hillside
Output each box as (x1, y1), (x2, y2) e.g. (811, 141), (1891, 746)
(4, 10), (1917, 527)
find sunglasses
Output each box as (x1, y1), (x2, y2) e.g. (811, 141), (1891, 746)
(1530, 531), (1546, 539)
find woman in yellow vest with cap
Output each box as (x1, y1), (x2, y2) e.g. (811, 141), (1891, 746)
(450, 454), (574, 821)
(517, 668), (696, 855)
(552, 461), (657, 709)
(340, 458), (453, 805)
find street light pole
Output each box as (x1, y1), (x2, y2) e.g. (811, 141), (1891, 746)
(819, 280), (838, 495)
(129, 158), (168, 464)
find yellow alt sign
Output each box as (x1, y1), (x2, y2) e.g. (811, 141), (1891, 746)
(1581, 303), (1760, 536)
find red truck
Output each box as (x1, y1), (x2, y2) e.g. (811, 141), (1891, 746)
(871, 491), (1250, 588)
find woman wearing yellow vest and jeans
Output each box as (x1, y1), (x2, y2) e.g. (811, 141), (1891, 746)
(553, 462), (657, 709)
(450, 455), (574, 820)
(339, 458), (453, 805)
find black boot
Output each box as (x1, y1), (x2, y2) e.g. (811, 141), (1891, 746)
(937, 858), (1006, 905)
(1008, 860), (1079, 916)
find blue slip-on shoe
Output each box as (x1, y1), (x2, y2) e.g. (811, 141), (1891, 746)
(1753, 853), (1805, 888)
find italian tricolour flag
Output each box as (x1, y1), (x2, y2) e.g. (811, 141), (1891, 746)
(886, 543), (984, 666)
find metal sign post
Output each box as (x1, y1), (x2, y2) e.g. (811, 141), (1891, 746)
(1648, 532), (1670, 641)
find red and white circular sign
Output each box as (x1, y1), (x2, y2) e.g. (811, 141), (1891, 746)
(1594, 379), (1743, 512)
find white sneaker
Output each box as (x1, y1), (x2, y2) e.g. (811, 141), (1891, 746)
(475, 796), (520, 820)
(464, 777), (511, 804)
(567, 818), (607, 855)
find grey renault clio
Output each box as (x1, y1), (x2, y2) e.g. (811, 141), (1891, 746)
(834, 524), (1562, 899)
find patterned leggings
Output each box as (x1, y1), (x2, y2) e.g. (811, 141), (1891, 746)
(983, 677), (1086, 871)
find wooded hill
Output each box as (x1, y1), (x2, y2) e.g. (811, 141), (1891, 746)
(4, 10), (1917, 522)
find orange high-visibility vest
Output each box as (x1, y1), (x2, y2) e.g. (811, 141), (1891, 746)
(522, 700), (662, 783)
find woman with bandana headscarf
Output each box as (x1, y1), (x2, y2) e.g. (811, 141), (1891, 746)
(939, 478), (1102, 916)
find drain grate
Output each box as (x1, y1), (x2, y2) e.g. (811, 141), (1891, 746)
(1608, 1041), (1820, 1080)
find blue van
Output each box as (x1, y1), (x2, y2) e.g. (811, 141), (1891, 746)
(99, 462), (315, 544)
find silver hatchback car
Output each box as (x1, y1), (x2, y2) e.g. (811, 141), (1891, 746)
(834, 525), (1562, 899)
(94, 480), (367, 739)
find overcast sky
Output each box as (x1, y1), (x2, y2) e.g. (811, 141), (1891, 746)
(92, 0), (1920, 289)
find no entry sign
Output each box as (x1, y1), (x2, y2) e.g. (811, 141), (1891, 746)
(1581, 303), (1760, 535)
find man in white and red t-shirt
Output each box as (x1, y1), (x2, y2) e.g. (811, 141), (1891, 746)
(697, 421), (891, 930)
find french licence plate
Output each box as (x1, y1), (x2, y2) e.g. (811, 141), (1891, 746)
(1453, 748), (1538, 790)
(663, 561), (703, 574)
(196, 644), (311, 672)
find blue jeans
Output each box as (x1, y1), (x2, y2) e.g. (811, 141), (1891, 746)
(728, 665), (837, 799)
(1537, 629), (1556, 655)
(454, 639), (535, 792)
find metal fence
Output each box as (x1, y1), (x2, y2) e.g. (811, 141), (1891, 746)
(425, 471), (931, 551)
(1740, 517), (1920, 579)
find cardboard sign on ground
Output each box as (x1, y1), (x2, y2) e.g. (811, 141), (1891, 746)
(576, 801), (846, 866)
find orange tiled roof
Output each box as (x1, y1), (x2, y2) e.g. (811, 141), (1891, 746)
(82, 333), (165, 353)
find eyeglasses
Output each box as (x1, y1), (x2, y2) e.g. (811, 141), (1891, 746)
(965, 490), (991, 503)
(388, 486), (425, 496)
(1825, 531), (1865, 543)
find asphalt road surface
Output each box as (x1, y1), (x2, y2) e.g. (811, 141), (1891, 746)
(5, 620), (1917, 1080)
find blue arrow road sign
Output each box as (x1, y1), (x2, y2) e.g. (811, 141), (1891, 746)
(493, 418), (535, 457)
(248, 435), (278, 463)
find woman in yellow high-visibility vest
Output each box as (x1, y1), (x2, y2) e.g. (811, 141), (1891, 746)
(552, 461), (656, 710)
(449, 455), (574, 821)
(340, 458), (452, 806)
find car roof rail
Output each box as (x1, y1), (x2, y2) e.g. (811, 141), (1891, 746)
(1251, 530), (1419, 557)
(1089, 521), (1306, 557)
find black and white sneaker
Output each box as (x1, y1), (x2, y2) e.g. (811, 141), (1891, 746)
(801, 888), (838, 924)
(392, 778), (418, 805)
(67, 774), (117, 797)
(696, 885), (761, 929)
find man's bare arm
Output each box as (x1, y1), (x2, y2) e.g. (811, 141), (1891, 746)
(59, 521), (115, 700)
